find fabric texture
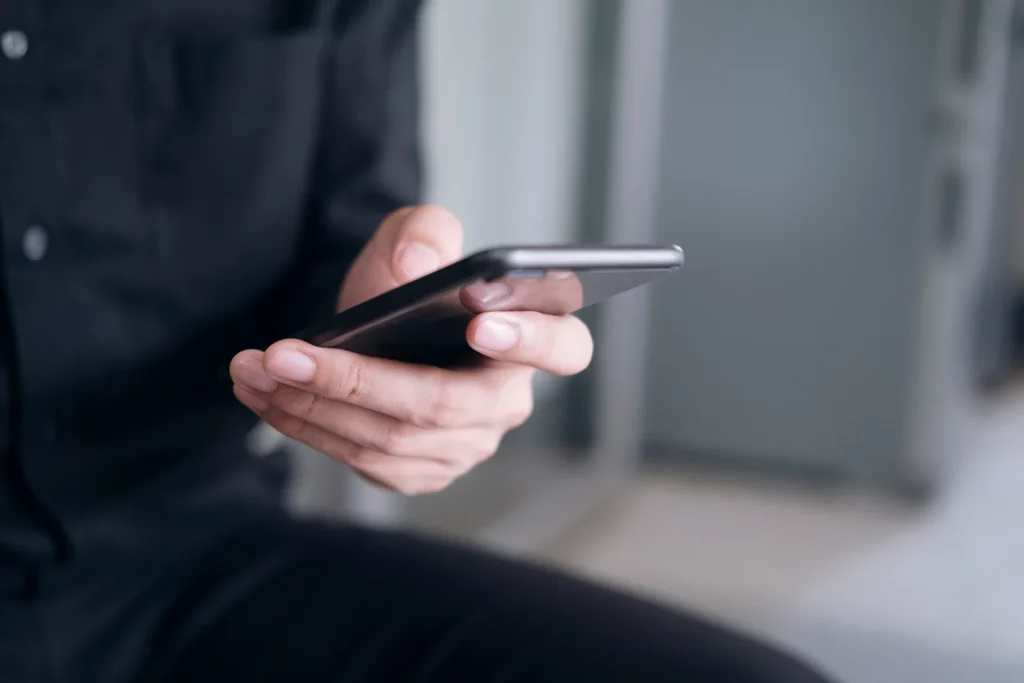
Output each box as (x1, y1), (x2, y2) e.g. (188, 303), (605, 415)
(0, 0), (421, 561)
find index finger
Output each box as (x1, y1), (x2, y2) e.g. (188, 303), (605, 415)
(460, 270), (585, 316)
(261, 340), (504, 429)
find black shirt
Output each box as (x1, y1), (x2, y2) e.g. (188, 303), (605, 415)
(0, 0), (422, 564)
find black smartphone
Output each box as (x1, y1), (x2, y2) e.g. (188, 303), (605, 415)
(296, 245), (684, 368)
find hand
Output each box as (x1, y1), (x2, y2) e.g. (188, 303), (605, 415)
(229, 206), (594, 495)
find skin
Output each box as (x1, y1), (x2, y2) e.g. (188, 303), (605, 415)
(229, 206), (594, 496)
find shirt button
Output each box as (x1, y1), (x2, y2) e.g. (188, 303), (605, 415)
(1, 30), (28, 61)
(23, 225), (49, 261)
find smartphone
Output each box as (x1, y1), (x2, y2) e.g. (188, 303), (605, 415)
(296, 244), (684, 368)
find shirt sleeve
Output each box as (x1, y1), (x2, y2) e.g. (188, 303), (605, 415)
(275, 0), (424, 338)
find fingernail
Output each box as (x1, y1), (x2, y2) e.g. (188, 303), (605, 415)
(235, 356), (278, 393)
(473, 318), (520, 352)
(466, 282), (511, 305)
(234, 385), (269, 412)
(397, 242), (439, 280)
(266, 349), (317, 383)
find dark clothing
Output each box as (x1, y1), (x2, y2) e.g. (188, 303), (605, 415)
(0, 505), (830, 683)
(0, 0), (830, 680)
(0, 0), (421, 561)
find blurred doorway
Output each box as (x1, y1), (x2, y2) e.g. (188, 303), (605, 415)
(642, 0), (1016, 494)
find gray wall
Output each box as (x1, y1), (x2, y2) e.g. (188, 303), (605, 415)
(420, 0), (588, 251)
(644, 0), (943, 478)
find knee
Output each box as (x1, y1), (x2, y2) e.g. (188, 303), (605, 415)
(739, 646), (834, 683)
(682, 639), (835, 683)
(629, 616), (834, 683)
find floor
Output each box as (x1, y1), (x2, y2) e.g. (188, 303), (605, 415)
(541, 379), (1024, 682)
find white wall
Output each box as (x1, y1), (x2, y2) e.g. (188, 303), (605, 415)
(419, 0), (589, 250)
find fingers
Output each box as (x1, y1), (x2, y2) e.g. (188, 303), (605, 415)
(230, 342), (525, 497)
(467, 312), (594, 376)
(232, 349), (278, 395)
(352, 458), (462, 497)
(247, 401), (474, 496)
(232, 387), (498, 496)
(233, 341), (532, 429)
(460, 270), (585, 316)
(259, 382), (505, 460)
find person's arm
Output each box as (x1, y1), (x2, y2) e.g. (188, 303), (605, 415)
(277, 0), (424, 336)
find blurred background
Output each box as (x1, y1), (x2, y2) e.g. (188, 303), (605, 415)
(278, 1), (1024, 681)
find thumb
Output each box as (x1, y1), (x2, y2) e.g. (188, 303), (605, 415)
(341, 205), (464, 309)
(377, 204), (464, 283)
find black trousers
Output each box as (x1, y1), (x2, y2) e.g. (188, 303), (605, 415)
(0, 504), (831, 683)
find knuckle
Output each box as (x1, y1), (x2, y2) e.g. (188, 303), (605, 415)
(320, 439), (354, 464)
(460, 435), (500, 467)
(426, 404), (460, 431)
(267, 411), (310, 444)
(506, 395), (534, 428)
(376, 421), (420, 456)
(346, 447), (379, 470)
(419, 379), (464, 429)
(332, 359), (370, 402)
(453, 457), (477, 477)
(499, 376), (534, 428)
(296, 392), (325, 423)
(479, 432), (504, 460)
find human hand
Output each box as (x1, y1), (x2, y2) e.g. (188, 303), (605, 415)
(229, 206), (593, 495)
